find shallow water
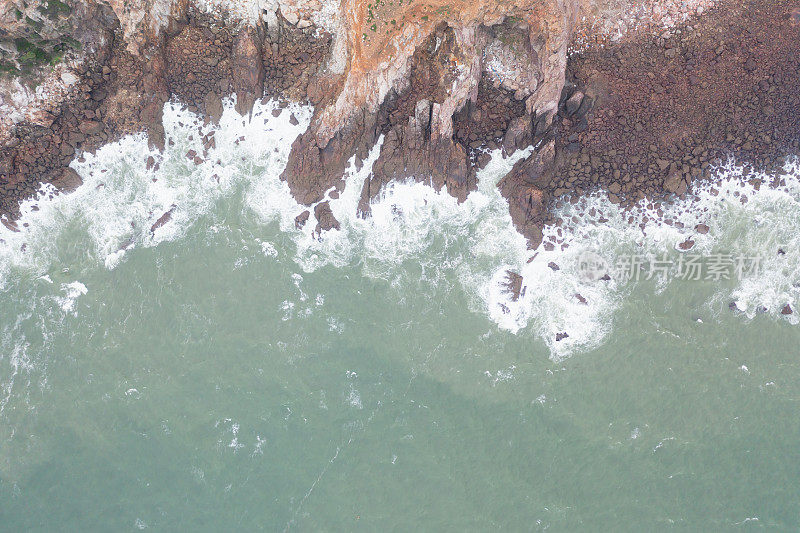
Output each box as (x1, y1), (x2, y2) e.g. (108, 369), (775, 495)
(1, 99), (799, 529)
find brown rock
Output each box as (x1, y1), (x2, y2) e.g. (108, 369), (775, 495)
(791, 7), (800, 26)
(150, 205), (176, 233)
(314, 201), (340, 236)
(203, 92), (224, 123)
(503, 271), (524, 302)
(233, 27), (265, 115)
(295, 210), (310, 229)
(1, 219), (20, 232)
(52, 168), (83, 192)
(565, 91), (584, 116)
(663, 170), (687, 195)
(510, 139), (555, 187)
(78, 120), (104, 135)
(502, 114), (533, 152)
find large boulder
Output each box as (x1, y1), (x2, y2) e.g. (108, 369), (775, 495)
(51, 168), (83, 193)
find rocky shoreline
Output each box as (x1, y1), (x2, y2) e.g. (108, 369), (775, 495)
(1, 0), (799, 245)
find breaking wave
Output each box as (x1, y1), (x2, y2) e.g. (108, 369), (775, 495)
(0, 97), (798, 365)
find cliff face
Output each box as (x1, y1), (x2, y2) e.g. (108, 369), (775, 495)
(1, 0), (579, 242)
(279, 0), (579, 240)
(308, 0), (577, 142)
(60, 0), (578, 144)
(0, 0), (78, 74)
(14, 0), (785, 249)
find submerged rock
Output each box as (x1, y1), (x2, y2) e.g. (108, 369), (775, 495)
(150, 205), (176, 234)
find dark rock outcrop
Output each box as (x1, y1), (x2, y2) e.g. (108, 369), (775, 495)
(313, 201), (339, 236)
(503, 271), (524, 302)
(232, 26), (264, 116)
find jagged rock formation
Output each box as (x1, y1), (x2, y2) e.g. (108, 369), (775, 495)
(282, 0), (579, 238)
(0, 0), (683, 247)
(0, 0), (117, 138)
(0, 0), (79, 74)
(4, 0), (796, 250)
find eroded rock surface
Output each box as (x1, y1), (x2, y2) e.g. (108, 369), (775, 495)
(1, 0), (797, 250)
(282, 0), (579, 217)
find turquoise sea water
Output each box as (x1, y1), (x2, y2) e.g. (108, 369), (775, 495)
(1, 100), (799, 530)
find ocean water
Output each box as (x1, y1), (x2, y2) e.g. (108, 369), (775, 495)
(1, 99), (800, 530)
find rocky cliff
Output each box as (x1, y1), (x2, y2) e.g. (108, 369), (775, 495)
(1, 0), (798, 246)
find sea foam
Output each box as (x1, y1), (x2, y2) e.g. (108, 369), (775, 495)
(1, 97), (798, 361)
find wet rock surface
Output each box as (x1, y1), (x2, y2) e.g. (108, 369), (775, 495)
(313, 201), (340, 236)
(262, 14), (331, 103)
(503, 270), (524, 302)
(493, 0), (800, 247)
(0, 7), (329, 220)
(0, 0), (798, 256)
(164, 16), (234, 119)
(553, 0), (800, 207)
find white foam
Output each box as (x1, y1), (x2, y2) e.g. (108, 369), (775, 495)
(0, 326), (32, 417)
(2, 94), (799, 361)
(194, 0), (275, 25)
(346, 385), (363, 409)
(298, 149), (800, 360)
(0, 97), (311, 280)
(502, 155), (800, 358)
(56, 281), (87, 313)
(260, 240), (278, 258)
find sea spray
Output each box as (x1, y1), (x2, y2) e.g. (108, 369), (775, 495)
(0, 98), (312, 281)
(1, 98), (798, 363)
(503, 155), (800, 358)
